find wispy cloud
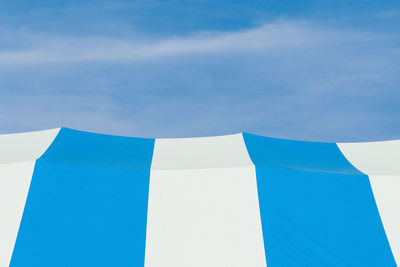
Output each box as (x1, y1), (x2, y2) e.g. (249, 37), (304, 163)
(1, 20), (397, 64)
(0, 20), (399, 141)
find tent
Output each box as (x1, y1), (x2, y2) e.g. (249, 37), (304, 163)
(1, 127), (399, 266)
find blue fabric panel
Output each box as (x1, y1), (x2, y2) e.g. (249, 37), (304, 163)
(10, 129), (155, 267)
(243, 133), (396, 266)
(40, 127), (154, 169)
(242, 132), (361, 175)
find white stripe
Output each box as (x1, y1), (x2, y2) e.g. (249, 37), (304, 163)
(0, 162), (35, 266)
(150, 134), (253, 170)
(338, 140), (400, 264)
(0, 129), (60, 266)
(145, 134), (266, 267)
(338, 140), (400, 176)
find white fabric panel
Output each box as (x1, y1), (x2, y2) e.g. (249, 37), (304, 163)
(150, 134), (253, 169)
(338, 141), (400, 264)
(0, 162), (35, 267)
(145, 134), (266, 267)
(368, 175), (400, 264)
(0, 128), (60, 163)
(0, 129), (60, 266)
(338, 140), (400, 176)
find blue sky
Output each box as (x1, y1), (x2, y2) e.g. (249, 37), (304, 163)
(1, 0), (399, 141)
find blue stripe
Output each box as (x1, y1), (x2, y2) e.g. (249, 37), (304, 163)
(11, 128), (155, 267)
(243, 133), (396, 266)
(39, 127), (154, 170)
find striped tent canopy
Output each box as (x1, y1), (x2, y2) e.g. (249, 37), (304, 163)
(1, 128), (399, 266)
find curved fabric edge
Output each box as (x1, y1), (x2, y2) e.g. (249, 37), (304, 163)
(241, 132), (363, 175)
(39, 127), (155, 170)
(0, 128), (60, 163)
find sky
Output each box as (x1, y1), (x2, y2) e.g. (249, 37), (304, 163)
(0, 0), (399, 141)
